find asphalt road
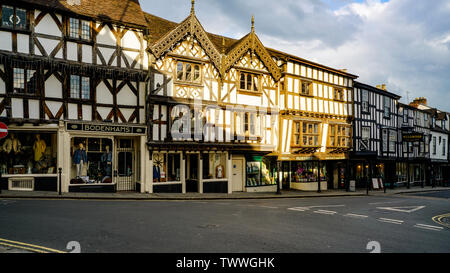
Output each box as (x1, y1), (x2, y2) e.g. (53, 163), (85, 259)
(0, 192), (449, 253)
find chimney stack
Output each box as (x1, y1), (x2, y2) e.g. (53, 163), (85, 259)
(410, 97), (427, 108)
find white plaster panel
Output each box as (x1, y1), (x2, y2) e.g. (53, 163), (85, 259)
(35, 13), (62, 37)
(17, 34), (29, 54)
(97, 107), (112, 120)
(300, 97), (306, 111)
(120, 108), (134, 123)
(82, 105), (92, 121)
(82, 45), (92, 64)
(98, 47), (116, 65)
(313, 83), (318, 96)
(139, 82), (146, 106)
(46, 101), (62, 119)
(122, 31), (140, 50)
(313, 98), (318, 112)
(0, 31), (12, 51)
(97, 26), (117, 46)
(45, 75), (62, 98)
(123, 50), (139, 67)
(294, 96), (299, 110)
(96, 81), (113, 104)
(28, 100), (40, 119)
(67, 42), (78, 61)
(37, 37), (60, 57)
(287, 62), (294, 74)
(306, 98), (312, 112)
(68, 103), (77, 120)
(301, 66), (306, 77)
(0, 77), (5, 94)
(11, 98), (23, 118)
(117, 85), (137, 106)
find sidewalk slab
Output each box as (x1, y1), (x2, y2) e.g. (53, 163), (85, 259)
(0, 187), (448, 201)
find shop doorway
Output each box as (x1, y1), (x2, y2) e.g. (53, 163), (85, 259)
(232, 159), (244, 192)
(186, 154), (199, 192)
(115, 138), (136, 191)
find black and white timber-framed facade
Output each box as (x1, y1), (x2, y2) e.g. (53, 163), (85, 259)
(0, 0), (151, 193)
(351, 82), (401, 188)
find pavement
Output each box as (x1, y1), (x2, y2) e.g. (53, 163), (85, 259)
(0, 186), (448, 201)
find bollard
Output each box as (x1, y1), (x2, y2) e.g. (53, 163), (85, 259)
(58, 168), (62, 196)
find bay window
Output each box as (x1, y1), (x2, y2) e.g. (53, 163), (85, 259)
(293, 121), (320, 147)
(329, 125), (350, 147)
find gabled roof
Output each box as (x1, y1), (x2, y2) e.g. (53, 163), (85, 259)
(16, 0), (148, 27)
(144, 8), (357, 82)
(148, 10), (222, 74)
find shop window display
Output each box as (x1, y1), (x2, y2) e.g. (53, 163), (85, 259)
(153, 153), (181, 182)
(202, 153), (227, 180)
(290, 162), (327, 183)
(396, 162), (407, 183)
(70, 137), (113, 184)
(246, 157), (276, 187)
(0, 132), (57, 175)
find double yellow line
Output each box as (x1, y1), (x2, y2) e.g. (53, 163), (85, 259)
(432, 213), (450, 229)
(0, 238), (66, 253)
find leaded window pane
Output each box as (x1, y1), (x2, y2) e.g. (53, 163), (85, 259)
(81, 20), (91, 40)
(15, 8), (27, 29)
(70, 75), (80, 99)
(2, 6), (14, 27)
(69, 18), (79, 38)
(81, 77), (90, 99)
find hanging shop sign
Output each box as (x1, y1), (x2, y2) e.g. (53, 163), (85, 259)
(402, 133), (424, 142)
(66, 123), (147, 135)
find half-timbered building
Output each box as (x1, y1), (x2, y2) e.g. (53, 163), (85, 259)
(145, 3), (281, 193)
(274, 53), (358, 191)
(0, 0), (150, 193)
(409, 98), (449, 186)
(351, 82), (401, 189)
(397, 100), (431, 188)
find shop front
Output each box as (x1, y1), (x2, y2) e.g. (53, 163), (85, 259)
(279, 155), (328, 191)
(150, 150), (231, 194)
(61, 122), (147, 193)
(0, 125), (59, 192)
(244, 155), (277, 192)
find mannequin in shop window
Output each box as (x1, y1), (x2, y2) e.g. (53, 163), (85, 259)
(101, 145), (112, 177)
(33, 134), (47, 162)
(3, 133), (22, 165)
(73, 142), (87, 177)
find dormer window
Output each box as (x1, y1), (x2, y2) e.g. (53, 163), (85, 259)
(176, 61), (202, 84)
(68, 18), (91, 40)
(1, 5), (28, 30)
(239, 71), (259, 92)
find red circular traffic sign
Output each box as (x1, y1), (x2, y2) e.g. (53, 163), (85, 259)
(0, 122), (8, 139)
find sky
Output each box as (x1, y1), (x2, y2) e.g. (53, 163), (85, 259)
(141, 0), (450, 111)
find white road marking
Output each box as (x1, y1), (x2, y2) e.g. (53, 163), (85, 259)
(314, 210), (337, 215)
(377, 218), (404, 225)
(414, 224), (443, 231)
(260, 206), (278, 209)
(369, 200), (406, 205)
(344, 213), (369, 219)
(376, 206), (426, 213)
(287, 205), (345, 212)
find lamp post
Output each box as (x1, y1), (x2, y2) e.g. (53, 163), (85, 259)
(58, 168), (62, 196)
(276, 160), (281, 195)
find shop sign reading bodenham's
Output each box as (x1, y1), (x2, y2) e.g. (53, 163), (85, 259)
(67, 123), (146, 135)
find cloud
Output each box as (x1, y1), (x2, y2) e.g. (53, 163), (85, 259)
(141, 0), (450, 111)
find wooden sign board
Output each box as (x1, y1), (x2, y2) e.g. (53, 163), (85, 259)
(372, 178), (379, 189)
